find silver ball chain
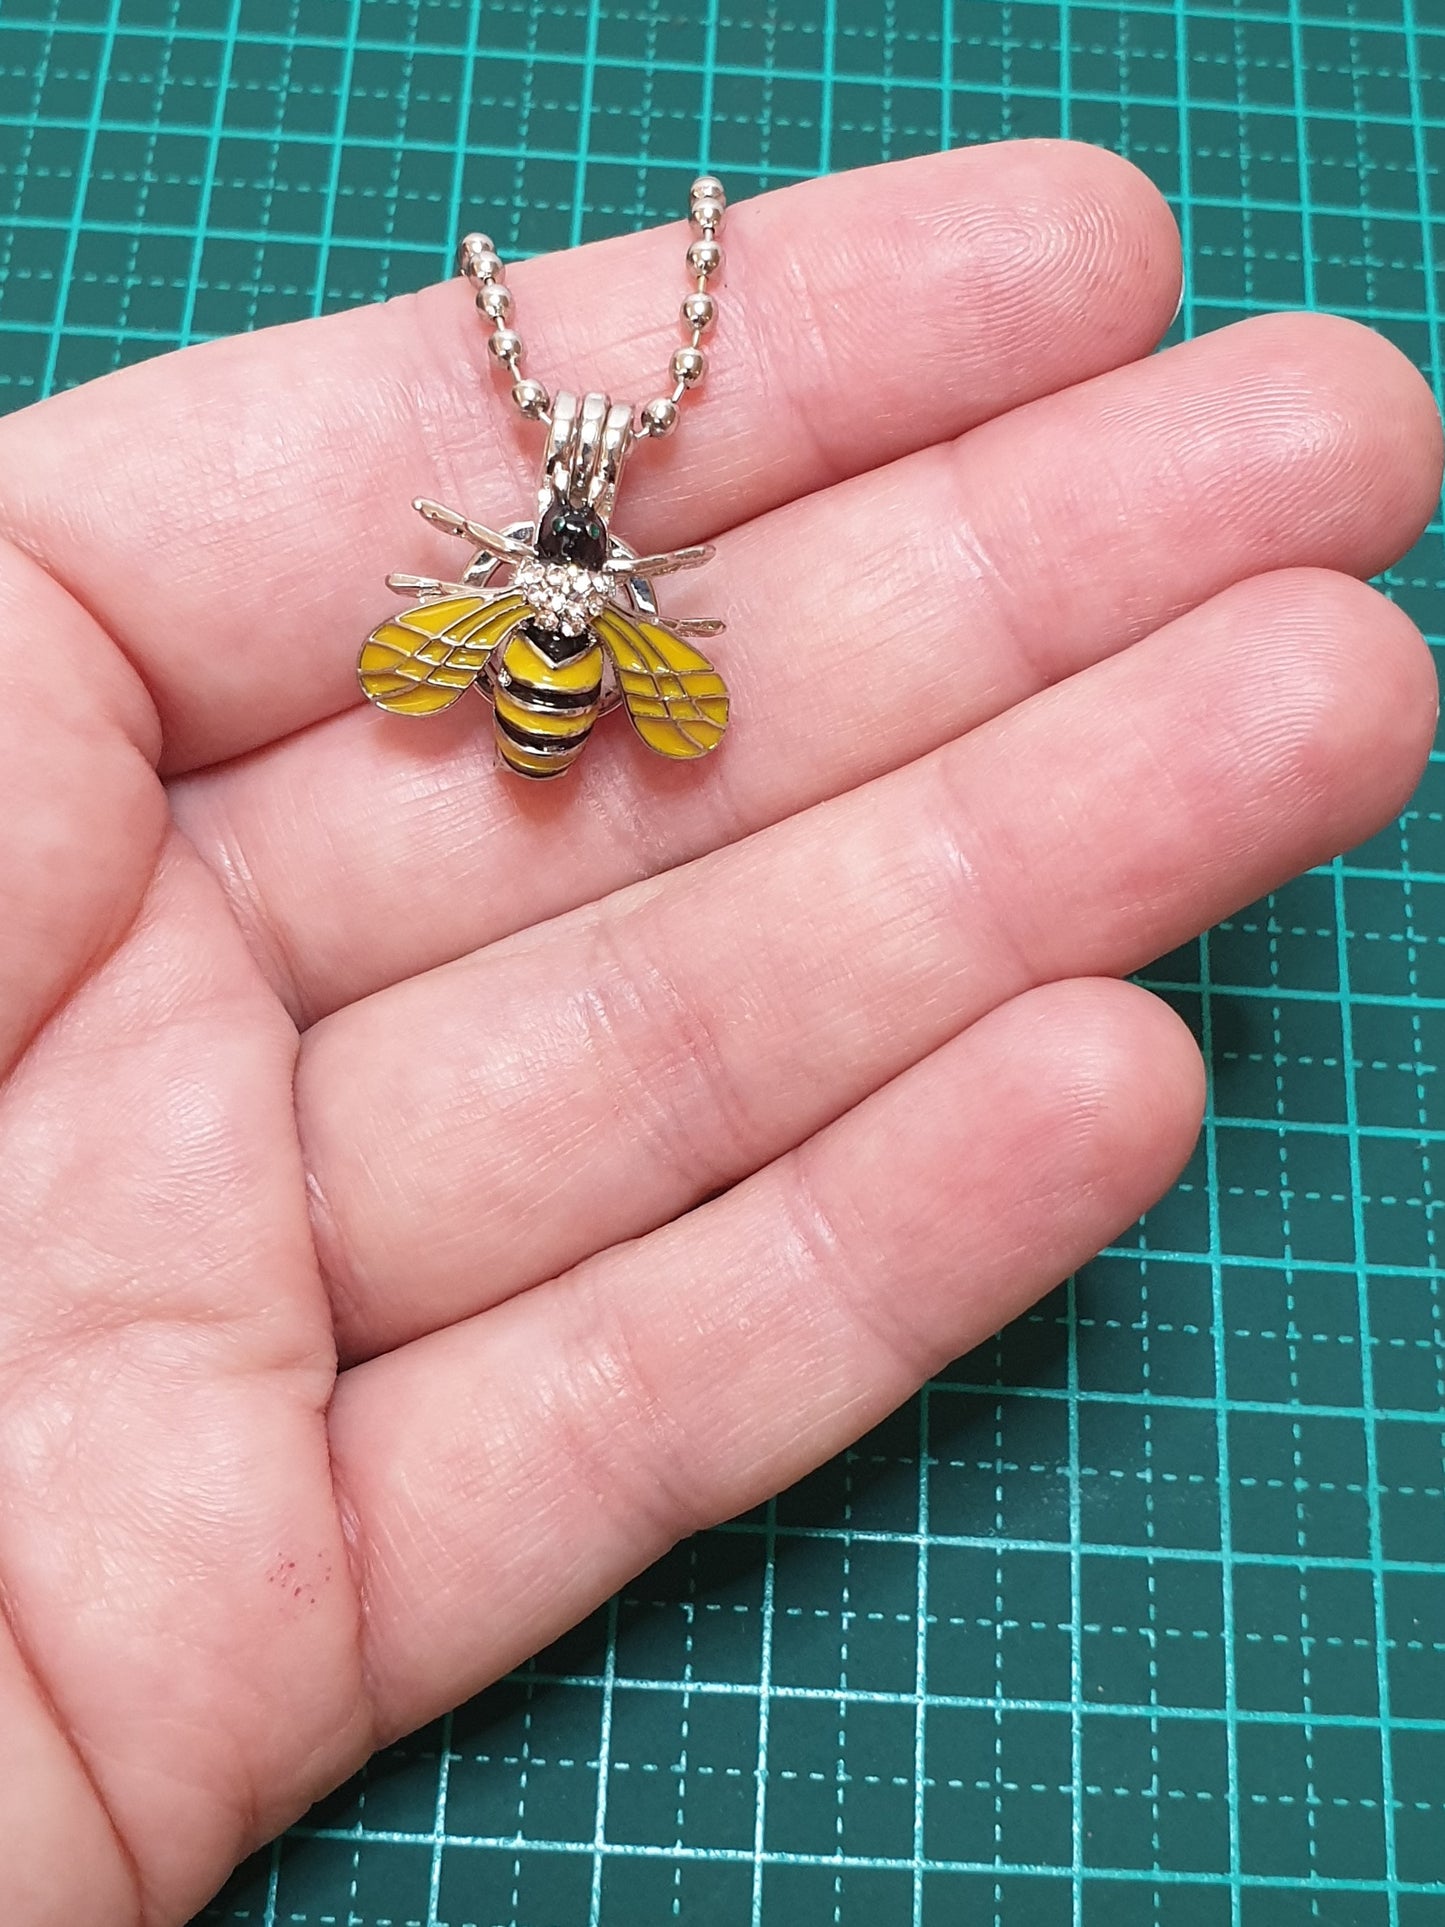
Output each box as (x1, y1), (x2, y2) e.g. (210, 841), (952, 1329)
(456, 175), (726, 442)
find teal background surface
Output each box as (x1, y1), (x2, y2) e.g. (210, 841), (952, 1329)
(2, 1), (1444, 1922)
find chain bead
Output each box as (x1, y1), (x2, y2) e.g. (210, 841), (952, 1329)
(691, 191), (725, 222)
(512, 377), (551, 420)
(687, 237), (723, 278)
(459, 176), (726, 437)
(457, 232), (495, 275)
(682, 291), (715, 332)
(641, 397), (679, 436)
(671, 346), (706, 387)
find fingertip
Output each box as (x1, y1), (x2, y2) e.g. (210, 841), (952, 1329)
(792, 975), (1208, 1370)
(1220, 311), (1445, 567)
(723, 139), (1188, 477)
(1218, 566), (1438, 840)
(998, 138), (1185, 345)
(901, 137), (1185, 371)
(988, 976), (1206, 1218)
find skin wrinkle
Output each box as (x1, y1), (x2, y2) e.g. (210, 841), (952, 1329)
(177, 802), (308, 1025)
(312, 1399), (383, 1763)
(917, 156), (1151, 362)
(296, 964), (540, 1350)
(0, 555), (168, 1083)
(336, 1309), (617, 1731)
(300, 1157), (362, 1365)
(791, 999), (1146, 1368)
(766, 243), (858, 485)
(0, 752), (167, 1088)
(925, 465), (1042, 698)
(920, 741), (1042, 1004)
(0, 526), (163, 768)
(550, 1279), (711, 1552)
(582, 905), (768, 1199)
(780, 1130), (948, 1393)
(953, 335), (1398, 677)
(563, 726), (729, 891)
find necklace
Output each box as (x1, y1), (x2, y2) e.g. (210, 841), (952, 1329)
(357, 176), (730, 781)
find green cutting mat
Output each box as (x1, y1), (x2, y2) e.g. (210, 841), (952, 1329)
(3, 0), (1444, 1921)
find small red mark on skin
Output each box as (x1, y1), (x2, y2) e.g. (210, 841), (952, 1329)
(268, 1553), (332, 1603)
(267, 1555), (306, 1589)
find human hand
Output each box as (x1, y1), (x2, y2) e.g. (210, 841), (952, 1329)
(0, 142), (1437, 1924)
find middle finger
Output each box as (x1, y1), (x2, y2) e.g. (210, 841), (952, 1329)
(175, 312), (1439, 1021)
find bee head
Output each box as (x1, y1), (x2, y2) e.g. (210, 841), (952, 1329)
(536, 500), (608, 568)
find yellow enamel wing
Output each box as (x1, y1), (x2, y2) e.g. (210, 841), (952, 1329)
(590, 607), (729, 761)
(358, 496), (729, 781)
(358, 590), (532, 717)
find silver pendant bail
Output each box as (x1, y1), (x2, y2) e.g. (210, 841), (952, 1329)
(539, 390), (635, 525)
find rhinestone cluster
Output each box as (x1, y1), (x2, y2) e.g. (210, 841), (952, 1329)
(512, 557), (614, 638)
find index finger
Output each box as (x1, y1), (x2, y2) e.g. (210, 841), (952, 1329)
(0, 142), (1180, 772)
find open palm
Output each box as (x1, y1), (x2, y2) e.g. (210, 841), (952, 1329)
(0, 143), (1439, 1926)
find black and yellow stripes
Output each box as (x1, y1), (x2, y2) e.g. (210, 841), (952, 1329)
(488, 627), (604, 779)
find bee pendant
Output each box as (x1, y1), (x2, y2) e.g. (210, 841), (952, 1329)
(358, 396), (729, 782)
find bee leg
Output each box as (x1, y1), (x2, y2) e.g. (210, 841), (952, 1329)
(604, 543), (716, 579)
(385, 572), (474, 598)
(412, 499), (530, 560)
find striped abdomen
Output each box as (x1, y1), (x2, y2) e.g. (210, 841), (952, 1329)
(488, 627), (604, 779)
